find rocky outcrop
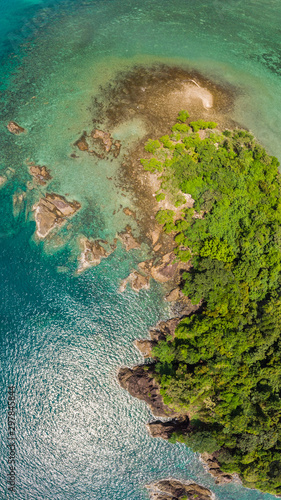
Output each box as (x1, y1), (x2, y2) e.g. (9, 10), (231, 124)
(7, 121), (26, 134)
(122, 316), (180, 378)
(138, 259), (154, 275)
(75, 132), (89, 151)
(134, 339), (156, 357)
(118, 365), (181, 418)
(131, 271), (150, 292)
(147, 416), (190, 439)
(117, 225), (140, 251)
(200, 453), (237, 485)
(149, 317), (180, 342)
(146, 479), (213, 500)
(120, 271), (150, 292)
(150, 252), (178, 283)
(165, 287), (183, 302)
(136, 253), (191, 286)
(119, 246), (194, 296)
(149, 227), (162, 246)
(32, 193), (81, 238)
(78, 237), (116, 272)
(28, 164), (52, 186)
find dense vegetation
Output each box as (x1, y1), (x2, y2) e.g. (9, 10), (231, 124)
(141, 112), (281, 496)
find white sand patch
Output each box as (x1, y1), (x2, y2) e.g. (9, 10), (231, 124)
(171, 81), (213, 110)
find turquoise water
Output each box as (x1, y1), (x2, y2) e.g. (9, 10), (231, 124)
(1, 0), (281, 498)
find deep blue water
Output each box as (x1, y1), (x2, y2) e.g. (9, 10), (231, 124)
(1, 1), (281, 499)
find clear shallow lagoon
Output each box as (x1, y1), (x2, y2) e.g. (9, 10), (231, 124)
(1, 1), (281, 499)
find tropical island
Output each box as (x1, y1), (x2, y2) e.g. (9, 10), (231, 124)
(6, 61), (281, 497)
(119, 110), (281, 497)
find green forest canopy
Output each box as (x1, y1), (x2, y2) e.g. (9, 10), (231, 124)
(141, 112), (281, 496)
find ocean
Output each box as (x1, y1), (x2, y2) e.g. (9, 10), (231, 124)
(0, 0), (281, 498)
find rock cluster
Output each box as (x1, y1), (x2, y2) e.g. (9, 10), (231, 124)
(92, 129), (112, 153)
(74, 132), (89, 151)
(120, 248), (196, 297)
(28, 164), (52, 186)
(78, 225), (141, 274)
(74, 128), (121, 158)
(136, 253), (180, 284)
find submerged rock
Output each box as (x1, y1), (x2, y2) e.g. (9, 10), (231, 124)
(13, 190), (26, 217)
(131, 255), (192, 291)
(7, 121), (26, 134)
(28, 164), (52, 186)
(92, 128), (113, 153)
(32, 193), (81, 239)
(147, 479), (213, 500)
(118, 365), (180, 418)
(112, 139), (122, 157)
(74, 128), (122, 158)
(120, 271), (150, 292)
(117, 225), (140, 251)
(123, 207), (136, 218)
(78, 237), (116, 272)
(0, 175), (7, 188)
(75, 132), (89, 151)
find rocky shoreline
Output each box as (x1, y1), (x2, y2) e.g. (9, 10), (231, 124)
(110, 65), (241, 494)
(118, 364), (180, 418)
(118, 306), (239, 488)
(118, 306), (238, 490)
